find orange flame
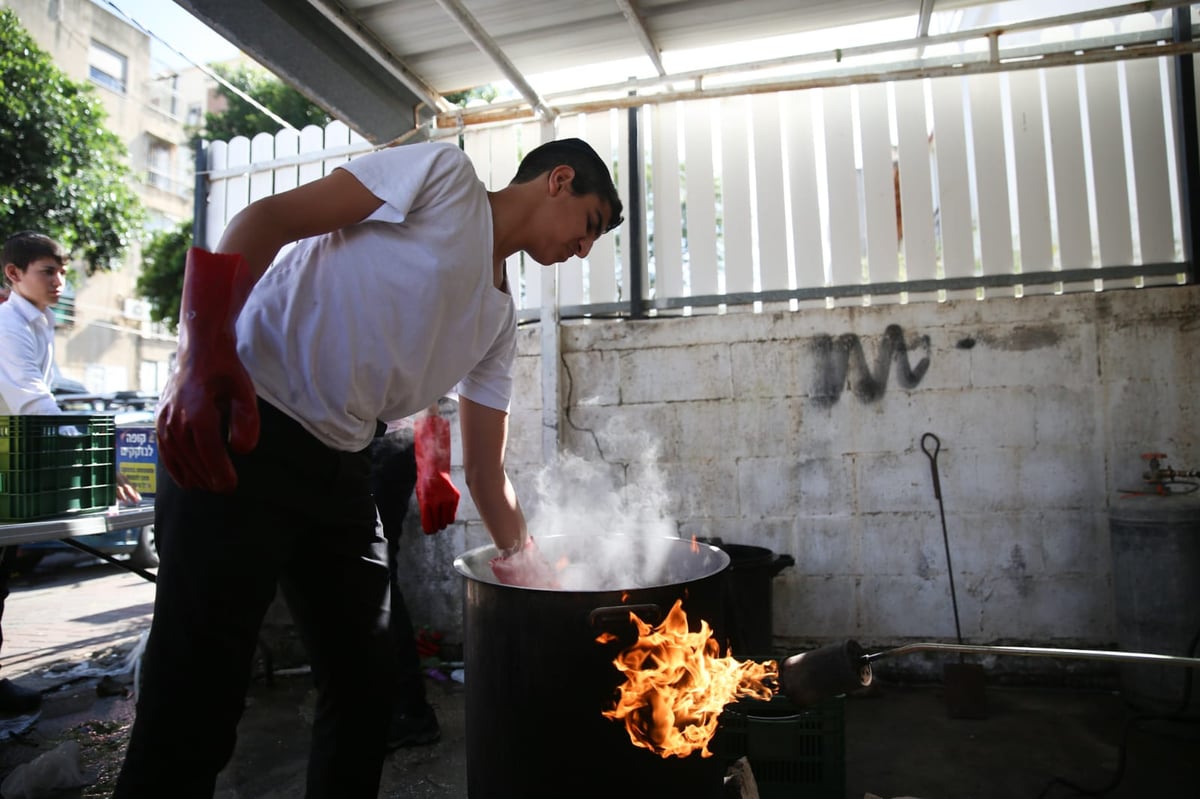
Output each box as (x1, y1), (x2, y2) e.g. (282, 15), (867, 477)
(600, 599), (777, 759)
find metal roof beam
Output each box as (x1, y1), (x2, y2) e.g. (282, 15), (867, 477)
(615, 0), (666, 77)
(431, 0), (557, 121)
(917, 0), (936, 39)
(173, 0), (428, 143)
(306, 0), (449, 114)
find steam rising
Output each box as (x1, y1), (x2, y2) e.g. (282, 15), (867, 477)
(525, 422), (681, 590)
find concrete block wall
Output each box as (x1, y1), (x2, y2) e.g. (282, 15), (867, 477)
(395, 284), (1200, 673)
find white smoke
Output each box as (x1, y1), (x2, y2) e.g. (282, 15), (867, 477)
(526, 418), (681, 590)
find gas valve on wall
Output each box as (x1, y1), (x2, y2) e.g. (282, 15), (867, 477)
(1127, 453), (1200, 496)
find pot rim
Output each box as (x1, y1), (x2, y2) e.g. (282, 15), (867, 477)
(454, 533), (730, 593)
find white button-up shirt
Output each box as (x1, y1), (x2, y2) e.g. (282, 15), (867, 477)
(0, 289), (61, 415)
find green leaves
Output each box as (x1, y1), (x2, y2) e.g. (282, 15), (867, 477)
(200, 63), (332, 141)
(0, 8), (143, 273)
(136, 221), (191, 333)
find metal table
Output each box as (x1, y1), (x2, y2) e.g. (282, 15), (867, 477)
(0, 503), (155, 547)
(0, 503), (158, 581)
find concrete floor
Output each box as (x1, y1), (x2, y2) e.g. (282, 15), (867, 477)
(5, 651), (1198, 798)
(209, 671), (1199, 799)
(2, 557), (1198, 798)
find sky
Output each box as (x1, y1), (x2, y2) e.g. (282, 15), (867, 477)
(91, 0), (239, 71)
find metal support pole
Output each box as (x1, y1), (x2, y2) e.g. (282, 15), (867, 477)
(626, 99), (645, 318)
(63, 538), (157, 583)
(193, 139), (209, 249)
(538, 119), (562, 463)
(1173, 10), (1199, 284)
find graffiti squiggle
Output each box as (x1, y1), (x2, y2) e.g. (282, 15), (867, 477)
(811, 324), (930, 406)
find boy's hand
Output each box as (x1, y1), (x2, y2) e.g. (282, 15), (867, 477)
(115, 472), (141, 505)
(156, 249), (259, 493)
(490, 536), (560, 588)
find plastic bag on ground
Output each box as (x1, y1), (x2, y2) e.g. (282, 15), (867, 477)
(0, 740), (88, 799)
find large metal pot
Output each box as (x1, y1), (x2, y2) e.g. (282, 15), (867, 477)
(454, 535), (731, 799)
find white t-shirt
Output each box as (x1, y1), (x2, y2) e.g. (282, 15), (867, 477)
(0, 290), (61, 415)
(237, 142), (516, 452)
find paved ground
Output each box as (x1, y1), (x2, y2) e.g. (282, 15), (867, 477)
(0, 553), (1197, 798)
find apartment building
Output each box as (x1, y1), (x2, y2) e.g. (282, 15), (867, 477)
(3, 0), (212, 394)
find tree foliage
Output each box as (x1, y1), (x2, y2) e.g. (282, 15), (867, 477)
(0, 9), (142, 273)
(200, 63), (333, 141)
(444, 86), (499, 107)
(136, 221), (192, 333)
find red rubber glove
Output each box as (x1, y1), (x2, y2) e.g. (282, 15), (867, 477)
(490, 536), (561, 588)
(414, 412), (460, 533)
(156, 248), (260, 493)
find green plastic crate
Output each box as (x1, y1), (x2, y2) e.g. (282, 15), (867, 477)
(717, 693), (846, 799)
(0, 415), (117, 521)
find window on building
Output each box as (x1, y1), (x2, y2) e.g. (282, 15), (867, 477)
(186, 103), (203, 127)
(147, 140), (173, 192)
(53, 281), (76, 328)
(88, 41), (127, 94)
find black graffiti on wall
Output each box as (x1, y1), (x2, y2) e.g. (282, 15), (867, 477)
(812, 324), (930, 405)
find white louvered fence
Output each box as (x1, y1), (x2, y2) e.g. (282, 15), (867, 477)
(202, 53), (1191, 320)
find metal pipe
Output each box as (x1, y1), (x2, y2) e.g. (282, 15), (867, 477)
(777, 638), (1200, 708)
(492, 24), (1184, 115)
(867, 642), (1200, 669)
(437, 38), (1200, 129)
(434, 1), (1193, 127)
(626, 97), (644, 319)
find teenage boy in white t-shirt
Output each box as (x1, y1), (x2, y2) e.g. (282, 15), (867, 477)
(0, 232), (142, 717)
(114, 138), (622, 798)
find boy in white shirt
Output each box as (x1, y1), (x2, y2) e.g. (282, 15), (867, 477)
(115, 138), (622, 797)
(0, 232), (142, 716)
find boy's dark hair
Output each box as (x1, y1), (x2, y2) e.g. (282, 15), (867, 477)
(511, 138), (624, 232)
(3, 232), (66, 280)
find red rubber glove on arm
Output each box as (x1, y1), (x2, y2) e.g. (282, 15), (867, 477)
(490, 536), (561, 589)
(414, 411), (460, 533)
(156, 248), (260, 493)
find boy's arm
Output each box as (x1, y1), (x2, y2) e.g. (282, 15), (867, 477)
(459, 396), (559, 588)
(157, 169), (386, 492)
(458, 396), (526, 553)
(216, 168), (385, 281)
(0, 328), (59, 414)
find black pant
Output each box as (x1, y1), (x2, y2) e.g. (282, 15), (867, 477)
(367, 429), (428, 717)
(114, 399), (393, 799)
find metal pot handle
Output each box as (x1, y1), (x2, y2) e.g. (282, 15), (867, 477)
(769, 554), (796, 577)
(588, 604), (662, 630)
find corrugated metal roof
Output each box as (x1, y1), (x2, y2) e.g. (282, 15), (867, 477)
(342, 0), (987, 94)
(174, 0), (1185, 142)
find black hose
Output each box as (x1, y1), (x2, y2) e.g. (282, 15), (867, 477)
(1035, 624), (1200, 798)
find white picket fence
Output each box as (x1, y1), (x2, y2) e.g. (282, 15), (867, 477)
(202, 52), (1190, 319)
